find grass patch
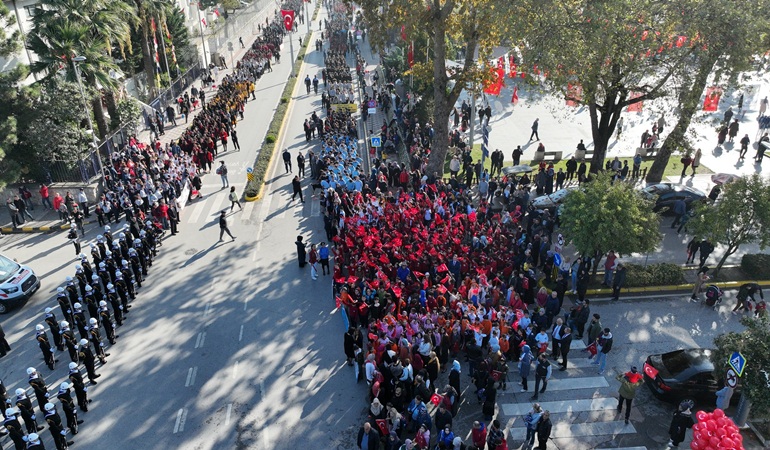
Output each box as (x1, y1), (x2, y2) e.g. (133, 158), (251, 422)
(243, 31), (313, 199)
(442, 144), (713, 180)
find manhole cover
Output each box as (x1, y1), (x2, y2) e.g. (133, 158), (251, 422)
(185, 248), (198, 255)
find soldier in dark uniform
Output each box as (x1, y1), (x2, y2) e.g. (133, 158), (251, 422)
(97, 262), (111, 288)
(60, 322), (78, 363)
(121, 259), (140, 289)
(105, 284), (124, 326)
(55, 290), (74, 329)
(44, 308), (64, 351)
(127, 248), (143, 284)
(67, 364), (91, 411)
(44, 403), (73, 450)
(103, 225), (113, 245)
(87, 319), (109, 362)
(56, 383), (82, 435)
(27, 369), (49, 414)
(71, 304), (88, 340)
(14, 389), (43, 433)
(89, 244), (102, 268)
(64, 279), (79, 310)
(79, 255), (93, 281)
(82, 286), (98, 320)
(74, 266), (87, 298)
(24, 432), (45, 450)
(77, 340), (101, 383)
(98, 302), (118, 344)
(96, 235), (107, 260)
(34, 326), (56, 370)
(132, 239), (148, 275)
(5, 407), (28, 450)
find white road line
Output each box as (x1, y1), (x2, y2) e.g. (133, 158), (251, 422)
(173, 408), (188, 433)
(239, 325), (244, 342)
(185, 367), (198, 387)
(232, 360), (239, 378)
(195, 332), (206, 349)
(187, 200), (207, 224)
(204, 302), (212, 316)
(225, 403), (232, 426)
(210, 192), (230, 215)
(508, 420), (635, 440)
(502, 397), (618, 416)
(244, 299), (248, 311)
(241, 200), (256, 222)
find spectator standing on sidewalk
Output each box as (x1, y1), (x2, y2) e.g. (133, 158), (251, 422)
(602, 251), (617, 286)
(592, 328), (613, 375)
(291, 176), (304, 203)
(14, 195), (33, 222)
(77, 188), (89, 217)
(536, 410), (552, 450)
(6, 197), (21, 228)
(39, 184), (52, 210)
(19, 186), (34, 210)
(611, 263), (627, 301)
(616, 367), (644, 425)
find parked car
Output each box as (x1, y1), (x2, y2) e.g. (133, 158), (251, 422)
(530, 187), (576, 211)
(640, 183), (707, 213)
(643, 348), (739, 403)
(0, 254), (40, 313)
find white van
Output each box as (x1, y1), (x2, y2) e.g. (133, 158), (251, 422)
(0, 254), (40, 313)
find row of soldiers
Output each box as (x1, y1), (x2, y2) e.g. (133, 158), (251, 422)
(2, 220), (163, 450)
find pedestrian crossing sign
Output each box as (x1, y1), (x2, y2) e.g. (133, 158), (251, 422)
(729, 351), (746, 377)
(371, 136), (381, 147)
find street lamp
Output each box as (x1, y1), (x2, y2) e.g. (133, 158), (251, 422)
(71, 55), (108, 186)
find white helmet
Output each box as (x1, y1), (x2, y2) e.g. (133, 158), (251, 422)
(79, 253), (87, 259)
(85, 285), (92, 292)
(145, 220), (152, 227)
(73, 303), (82, 310)
(133, 238), (141, 244)
(27, 433), (40, 443)
(91, 275), (99, 281)
(4, 408), (15, 417)
(96, 235), (104, 241)
(104, 225), (111, 232)
(75, 265), (82, 271)
(59, 382), (70, 391)
(60, 320), (70, 329)
(26, 367), (36, 376)
(105, 250), (112, 257)
(88, 318), (97, 326)
(79, 339), (88, 346)
(107, 283), (114, 290)
(44, 307), (53, 314)
(112, 239), (120, 247)
(128, 248), (137, 255)
(68, 362), (78, 370)
(89, 243), (96, 249)
(99, 301), (107, 307)
(14, 388), (24, 396)
(65, 276), (73, 282)
(118, 232), (125, 240)
(99, 262), (106, 269)
(57, 287), (65, 293)
(121, 260), (129, 267)
(35, 324), (44, 332)
(44, 403), (54, 411)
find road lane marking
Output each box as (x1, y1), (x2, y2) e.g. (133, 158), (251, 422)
(187, 201), (207, 224)
(239, 325), (244, 342)
(244, 299), (248, 311)
(225, 403), (232, 426)
(232, 360), (239, 378)
(185, 367), (198, 387)
(194, 332), (206, 348)
(173, 408), (188, 433)
(204, 302), (212, 316)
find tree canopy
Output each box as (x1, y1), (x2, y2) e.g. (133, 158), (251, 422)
(0, 2), (29, 189)
(559, 173), (661, 263)
(688, 174), (770, 275)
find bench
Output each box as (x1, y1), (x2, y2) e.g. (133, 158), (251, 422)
(639, 146), (659, 159)
(533, 150), (564, 162)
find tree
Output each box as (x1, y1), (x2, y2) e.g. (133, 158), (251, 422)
(558, 173), (661, 273)
(356, 0), (515, 176)
(688, 174), (770, 276)
(513, 0), (698, 173)
(130, 0), (174, 99)
(645, 0), (770, 182)
(221, 0), (240, 13)
(0, 2), (24, 188)
(712, 315), (770, 421)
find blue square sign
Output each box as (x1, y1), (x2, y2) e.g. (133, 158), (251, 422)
(371, 136), (381, 147)
(729, 351), (747, 377)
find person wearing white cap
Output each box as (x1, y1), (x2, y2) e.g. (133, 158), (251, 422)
(77, 339), (101, 383)
(60, 321), (78, 363)
(14, 388), (42, 434)
(72, 304), (88, 340)
(4, 406), (27, 450)
(27, 368), (49, 414)
(67, 364), (90, 411)
(56, 382), (83, 435)
(98, 302), (118, 344)
(25, 432), (45, 450)
(35, 325), (56, 370)
(44, 402), (73, 449)
(44, 308), (64, 351)
(105, 284), (124, 326)
(87, 318), (110, 362)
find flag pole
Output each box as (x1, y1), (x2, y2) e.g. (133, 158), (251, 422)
(196, 3), (209, 70)
(289, 35), (295, 78)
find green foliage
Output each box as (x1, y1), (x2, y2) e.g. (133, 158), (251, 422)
(712, 315), (770, 415)
(220, 0), (240, 12)
(265, 135), (277, 143)
(741, 254), (770, 280)
(559, 173), (661, 258)
(281, 97), (289, 104)
(689, 175), (770, 274)
(0, 2), (24, 189)
(624, 263), (684, 287)
(116, 97), (143, 134)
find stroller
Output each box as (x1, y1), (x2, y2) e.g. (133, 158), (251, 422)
(703, 285), (723, 310)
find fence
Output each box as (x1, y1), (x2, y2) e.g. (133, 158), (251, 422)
(43, 150), (102, 185)
(200, 0), (274, 68)
(148, 61), (204, 112)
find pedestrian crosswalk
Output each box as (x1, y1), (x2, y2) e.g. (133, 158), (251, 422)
(507, 421), (636, 440)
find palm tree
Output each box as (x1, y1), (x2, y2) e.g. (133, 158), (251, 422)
(131, 0), (174, 99)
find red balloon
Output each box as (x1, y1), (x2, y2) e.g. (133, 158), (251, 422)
(690, 439), (701, 450)
(716, 417), (728, 428)
(707, 420), (719, 431)
(696, 411), (708, 421)
(721, 438), (735, 448)
(693, 423), (702, 432)
(731, 432), (743, 443)
(713, 409), (726, 418)
(709, 436), (721, 447)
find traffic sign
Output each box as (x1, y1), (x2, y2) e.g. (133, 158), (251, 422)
(367, 99), (377, 115)
(725, 368), (738, 388)
(370, 136), (381, 148)
(553, 253), (562, 266)
(729, 351), (747, 377)
(227, 41), (233, 51)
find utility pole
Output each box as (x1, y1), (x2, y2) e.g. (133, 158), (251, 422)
(196, 3), (209, 69)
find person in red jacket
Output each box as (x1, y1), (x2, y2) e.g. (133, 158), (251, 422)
(471, 420), (487, 449)
(39, 184), (52, 209)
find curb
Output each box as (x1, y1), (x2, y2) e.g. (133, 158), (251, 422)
(584, 279), (770, 301)
(1, 223), (71, 234)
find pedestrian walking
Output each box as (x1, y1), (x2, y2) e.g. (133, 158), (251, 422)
(309, 244), (319, 280)
(679, 152), (692, 178)
(312, 76), (319, 94)
(691, 148), (702, 175)
(667, 400), (695, 448)
(531, 353), (551, 400)
(291, 176), (304, 203)
(529, 118), (540, 141)
(231, 128), (240, 151)
(616, 366), (644, 424)
(591, 328), (613, 375)
(295, 235), (307, 268)
(217, 161), (229, 188)
(40, 184), (52, 209)
(739, 133), (750, 158)
(304, 75), (311, 94)
(282, 149), (292, 173)
(228, 187), (242, 212)
(536, 410), (552, 450)
(611, 263), (627, 301)
(728, 119), (740, 142)
(319, 242), (330, 275)
(14, 195), (33, 222)
(67, 227), (81, 256)
(217, 211), (236, 242)
(690, 266), (709, 302)
(518, 344), (533, 392)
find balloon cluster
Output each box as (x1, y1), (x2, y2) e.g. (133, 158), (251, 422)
(691, 409), (743, 450)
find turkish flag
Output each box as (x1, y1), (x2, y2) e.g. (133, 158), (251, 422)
(511, 86), (519, 105)
(281, 9), (295, 32)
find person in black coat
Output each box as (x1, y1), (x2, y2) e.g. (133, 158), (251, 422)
(357, 422), (379, 450)
(295, 236), (307, 268)
(536, 410), (552, 449)
(481, 378), (497, 421)
(611, 264), (627, 301)
(559, 328), (572, 371)
(0, 323), (11, 357)
(668, 400), (695, 448)
(344, 327), (362, 366)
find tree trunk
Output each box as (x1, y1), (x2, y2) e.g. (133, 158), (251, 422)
(646, 57), (717, 183)
(91, 92), (108, 139)
(713, 245), (736, 278)
(425, 12), (450, 176)
(588, 89), (625, 173)
(105, 90), (121, 131)
(135, 9), (158, 99)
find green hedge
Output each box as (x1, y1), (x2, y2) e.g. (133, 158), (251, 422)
(243, 31), (313, 198)
(624, 263), (685, 287)
(741, 254), (770, 279)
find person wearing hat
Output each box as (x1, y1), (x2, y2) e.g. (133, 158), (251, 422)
(27, 368), (49, 414)
(14, 388), (43, 434)
(67, 364), (91, 411)
(87, 318), (110, 363)
(25, 432), (45, 450)
(668, 400), (694, 448)
(98, 302), (118, 344)
(77, 340), (101, 383)
(616, 366), (644, 424)
(72, 304), (88, 340)
(44, 402), (74, 449)
(35, 325), (56, 370)
(4, 407), (28, 450)
(56, 383), (83, 435)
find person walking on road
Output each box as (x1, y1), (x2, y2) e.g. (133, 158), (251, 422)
(592, 328), (613, 375)
(616, 366), (644, 425)
(291, 176), (304, 203)
(312, 76), (319, 94)
(228, 187), (242, 212)
(295, 235), (308, 268)
(218, 211), (236, 242)
(282, 149), (292, 173)
(690, 266), (709, 302)
(698, 239), (714, 268)
(217, 162), (229, 188)
(518, 344), (533, 392)
(309, 244), (319, 280)
(304, 75), (311, 94)
(531, 353), (551, 400)
(668, 400), (695, 448)
(536, 410), (552, 450)
(739, 133), (750, 159)
(524, 403), (543, 448)
(529, 118), (540, 141)
(297, 153), (306, 177)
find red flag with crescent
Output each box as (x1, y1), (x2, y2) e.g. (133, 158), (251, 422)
(281, 9), (295, 32)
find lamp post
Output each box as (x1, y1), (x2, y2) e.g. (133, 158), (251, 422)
(196, 3), (209, 69)
(72, 56), (108, 185)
